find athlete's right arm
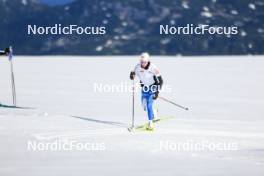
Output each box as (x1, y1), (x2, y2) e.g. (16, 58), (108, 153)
(130, 64), (138, 80)
(130, 71), (135, 80)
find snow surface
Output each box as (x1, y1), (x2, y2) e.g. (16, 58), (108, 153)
(0, 56), (264, 175)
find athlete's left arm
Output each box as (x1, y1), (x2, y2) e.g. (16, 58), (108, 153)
(152, 67), (163, 100)
(153, 67), (163, 89)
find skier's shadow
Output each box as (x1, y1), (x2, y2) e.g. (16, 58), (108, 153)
(71, 116), (128, 128)
(0, 103), (35, 110)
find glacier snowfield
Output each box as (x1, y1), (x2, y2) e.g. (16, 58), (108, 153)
(0, 56), (264, 176)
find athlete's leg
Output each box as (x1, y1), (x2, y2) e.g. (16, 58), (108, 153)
(153, 100), (158, 120)
(146, 93), (154, 121)
(141, 91), (147, 111)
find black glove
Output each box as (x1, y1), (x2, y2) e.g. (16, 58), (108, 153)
(130, 71), (135, 80)
(153, 91), (159, 100)
(4, 48), (10, 54)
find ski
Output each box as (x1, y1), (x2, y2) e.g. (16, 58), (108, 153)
(127, 116), (174, 132)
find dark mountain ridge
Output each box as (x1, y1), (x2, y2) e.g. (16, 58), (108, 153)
(0, 0), (263, 55)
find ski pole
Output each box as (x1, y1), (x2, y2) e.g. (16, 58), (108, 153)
(131, 79), (135, 128)
(158, 96), (189, 111)
(8, 46), (17, 106)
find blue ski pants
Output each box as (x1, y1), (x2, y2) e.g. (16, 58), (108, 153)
(141, 89), (155, 121)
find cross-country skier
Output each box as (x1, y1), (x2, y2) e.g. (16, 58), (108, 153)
(130, 52), (163, 130)
(0, 48), (10, 55)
